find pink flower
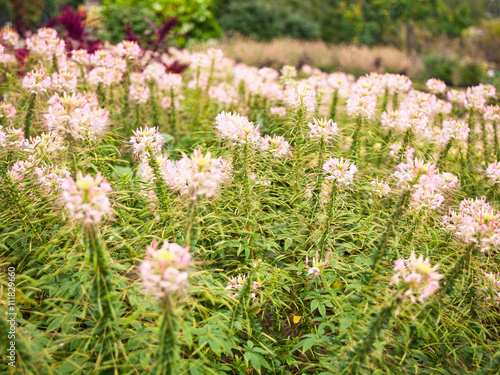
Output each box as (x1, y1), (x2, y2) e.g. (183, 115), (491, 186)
(283, 86), (316, 112)
(346, 94), (377, 119)
(129, 126), (164, 157)
(129, 84), (150, 104)
(214, 111), (261, 146)
(270, 106), (287, 117)
(308, 117), (339, 139)
(260, 134), (291, 159)
(369, 178), (391, 197)
(486, 160), (500, 184)
(426, 78), (446, 94)
(62, 171), (112, 226)
(22, 69), (52, 94)
(304, 251), (331, 278)
(139, 239), (191, 298)
(225, 274), (260, 300)
(115, 41), (141, 60)
(391, 252), (443, 304)
(44, 92), (109, 141)
(442, 198), (500, 252)
(323, 157), (357, 186)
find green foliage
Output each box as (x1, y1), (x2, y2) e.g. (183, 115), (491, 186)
(458, 60), (488, 87)
(98, 5), (157, 44)
(99, 0), (221, 46)
(218, 0), (320, 41)
(421, 54), (458, 84)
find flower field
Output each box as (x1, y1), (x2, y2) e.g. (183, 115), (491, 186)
(2, 27), (500, 374)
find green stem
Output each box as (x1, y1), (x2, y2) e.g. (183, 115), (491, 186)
(436, 139), (453, 169)
(329, 89), (339, 121)
(23, 93), (36, 140)
(84, 225), (116, 330)
(318, 182), (337, 254)
(184, 198), (197, 249)
(350, 116), (363, 160)
(341, 288), (407, 373)
(169, 87), (177, 143)
(368, 189), (411, 281)
(156, 296), (177, 375)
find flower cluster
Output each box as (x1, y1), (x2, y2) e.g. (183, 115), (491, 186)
(323, 157), (357, 186)
(214, 111), (261, 145)
(395, 156), (457, 210)
(479, 271), (500, 306)
(308, 117), (339, 139)
(486, 160), (500, 184)
(225, 274), (260, 300)
(139, 239), (191, 298)
(304, 251), (331, 277)
(260, 134), (291, 159)
(369, 178), (391, 198)
(45, 92), (109, 141)
(62, 171), (112, 226)
(442, 198), (500, 252)
(129, 126), (164, 158)
(391, 252), (443, 304)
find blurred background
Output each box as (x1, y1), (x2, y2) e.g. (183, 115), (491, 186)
(2, 0), (500, 86)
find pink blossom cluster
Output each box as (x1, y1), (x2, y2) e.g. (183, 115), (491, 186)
(25, 28), (65, 63)
(346, 93), (377, 119)
(395, 156), (457, 210)
(480, 271), (500, 306)
(323, 157), (357, 186)
(0, 126), (25, 149)
(426, 78), (447, 94)
(45, 92), (109, 141)
(115, 41), (141, 60)
(484, 105), (500, 123)
(260, 134), (291, 159)
(164, 148), (231, 199)
(486, 160), (500, 184)
(0, 102), (16, 125)
(24, 132), (67, 162)
(22, 69), (52, 94)
(34, 165), (72, 194)
(88, 66), (123, 87)
(139, 239), (191, 298)
(305, 251), (331, 277)
(226, 274), (260, 300)
(308, 117), (339, 139)
(283, 85), (316, 112)
(209, 83), (239, 105)
(214, 111), (261, 145)
(369, 178), (391, 198)
(62, 171), (112, 226)
(129, 126), (164, 157)
(442, 198), (500, 252)
(391, 252), (443, 304)
(436, 119), (470, 147)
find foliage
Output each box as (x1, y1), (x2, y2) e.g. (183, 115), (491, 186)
(1, 26), (500, 375)
(100, 0), (221, 46)
(218, 0), (320, 41)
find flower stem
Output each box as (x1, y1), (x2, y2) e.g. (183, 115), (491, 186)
(368, 189), (411, 282)
(156, 296), (177, 375)
(329, 89), (339, 121)
(23, 93), (36, 140)
(436, 139), (453, 169)
(318, 182), (337, 255)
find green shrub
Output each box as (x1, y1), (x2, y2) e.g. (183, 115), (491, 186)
(98, 5), (158, 45)
(458, 60), (487, 86)
(99, 0), (221, 47)
(421, 54), (458, 85)
(219, 0), (320, 41)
